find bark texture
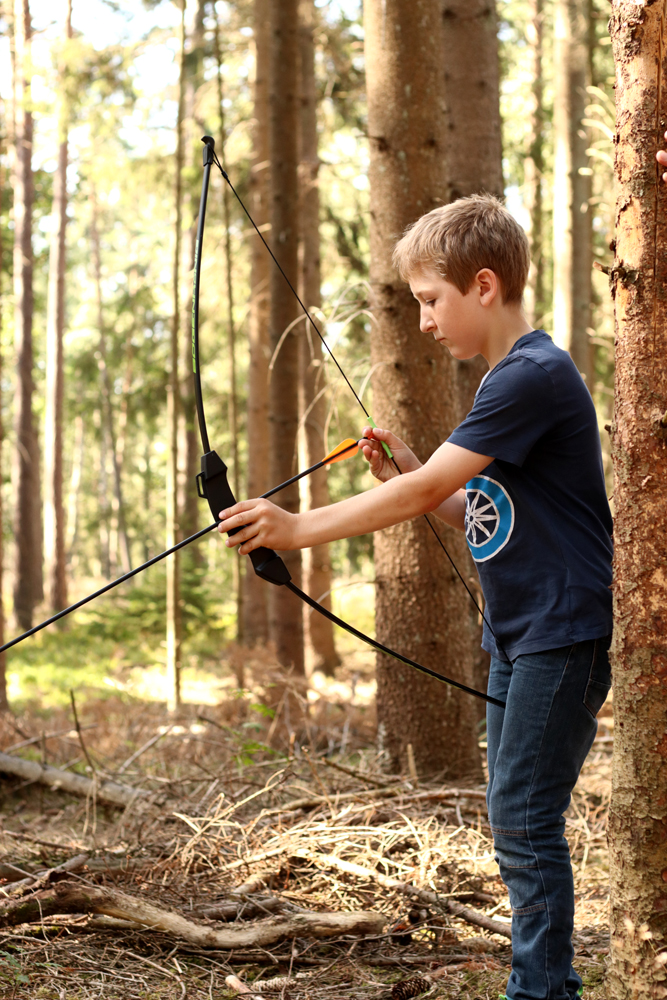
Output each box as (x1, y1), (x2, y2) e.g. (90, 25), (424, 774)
(0, 100), (6, 709)
(298, 0), (340, 676)
(364, 0), (482, 780)
(523, 0), (546, 327)
(44, 0), (72, 614)
(608, 0), (667, 994)
(244, 0), (271, 644)
(12, 0), (41, 631)
(553, 0), (594, 384)
(268, 0), (304, 676)
(167, 3), (187, 715)
(440, 0), (504, 713)
(178, 0), (206, 546)
(0, 881), (385, 947)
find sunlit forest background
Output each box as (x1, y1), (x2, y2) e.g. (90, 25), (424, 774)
(0, 0), (616, 713)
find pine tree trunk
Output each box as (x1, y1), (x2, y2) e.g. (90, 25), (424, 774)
(90, 188), (131, 576)
(0, 82), (7, 710)
(213, 7), (244, 642)
(365, 0), (482, 780)
(11, 0), (41, 632)
(167, 1), (187, 716)
(524, 0), (545, 328)
(440, 0), (504, 714)
(243, 0), (272, 645)
(178, 0), (206, 547)
(553, 0), (594, 385)
(298, 0), (340, 677)
(44, 0), (72, 615)
(268, 0), (304, 677)
(608, 0), (667, 993)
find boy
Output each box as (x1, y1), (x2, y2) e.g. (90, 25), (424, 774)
(218, 194), (613, 1000)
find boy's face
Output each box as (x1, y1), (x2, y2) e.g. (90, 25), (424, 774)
(409, 266), (487, 360)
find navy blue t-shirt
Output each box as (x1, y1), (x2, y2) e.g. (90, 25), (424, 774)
(447, 330), (613, 662)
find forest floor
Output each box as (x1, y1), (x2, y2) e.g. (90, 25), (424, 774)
(0, 645), (613, 1000)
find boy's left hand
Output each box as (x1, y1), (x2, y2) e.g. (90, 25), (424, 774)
(657, 130), (667, 181)
(218, 498), (296, 555)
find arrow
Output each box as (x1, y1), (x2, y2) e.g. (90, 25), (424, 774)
(261, 437), (362, 500)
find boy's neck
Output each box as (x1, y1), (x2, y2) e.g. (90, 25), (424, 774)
(483, 310), (534, 370)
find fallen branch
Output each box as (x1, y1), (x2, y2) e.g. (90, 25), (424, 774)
(296, 850), (511, 940)
(0, 752), (148, 807)
(260, 785), (486, 819)
(3, 853), (89, 898)
(0, 881), (385, 948)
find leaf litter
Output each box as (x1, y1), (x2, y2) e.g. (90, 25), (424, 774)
(0, 652), (612, 999)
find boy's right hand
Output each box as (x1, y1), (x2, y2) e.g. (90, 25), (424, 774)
(360, 426), (421, 481)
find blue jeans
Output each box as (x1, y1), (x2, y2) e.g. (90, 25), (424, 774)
(486, 637), (611, 1000)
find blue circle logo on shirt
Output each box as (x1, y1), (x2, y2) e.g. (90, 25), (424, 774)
(465, 476), (515, 562)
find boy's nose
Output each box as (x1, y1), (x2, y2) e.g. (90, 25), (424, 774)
(420, 311), (435, 335)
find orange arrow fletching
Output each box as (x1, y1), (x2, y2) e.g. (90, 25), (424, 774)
(323, 437), (359, 466)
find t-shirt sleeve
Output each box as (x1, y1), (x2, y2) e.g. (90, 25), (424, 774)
(447, 356), (557, 466)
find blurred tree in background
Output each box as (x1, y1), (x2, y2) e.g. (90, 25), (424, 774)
(0, 0), (617, 730)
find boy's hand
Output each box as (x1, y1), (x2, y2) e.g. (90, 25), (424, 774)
(218, 498), (296, 554)
(360, 426), (421, 481)
(657, 130), (667, 182)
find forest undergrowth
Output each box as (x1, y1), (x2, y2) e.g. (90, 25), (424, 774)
(0, 646), (612, 999)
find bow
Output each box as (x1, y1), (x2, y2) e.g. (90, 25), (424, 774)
(0, 136), (505, 710)
(194, 136), (505, 709)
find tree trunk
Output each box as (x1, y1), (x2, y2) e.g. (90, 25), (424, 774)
(167, 1), (187, 716)
(268, 0), (304, 677)
(178, 0), (206, 547)
(440, 0), (504, 419)
(298, 0), (340, 677)
(607, 0), (667, 994)
(553, 0), (594, 385)
(11, 0), (41, 631)
(90, 187), (131, 577)
(523, 0), (546, 328)
(244, 0), (272, 645)
(213, 6), (244, 642)
(43, 0), (72, 615)
(364, 0), (482, 780)
(0, 85), (7, 710)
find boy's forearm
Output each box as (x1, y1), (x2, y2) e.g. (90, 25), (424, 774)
(432, 490), (467, 531)
(291, 470), (439, 549)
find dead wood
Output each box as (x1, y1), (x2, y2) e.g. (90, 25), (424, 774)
(3, 852), (89, 897)
(0, 751), (147, 806)
(260, 784), (487, 819)
(0, 880), (386, 947)
(296, 850), (512, 939)
(191, 895), (297, 921)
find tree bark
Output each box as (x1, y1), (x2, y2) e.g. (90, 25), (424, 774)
(268, 0), (304, 677)
(523, 0), (546, 328)
(607, 0), (667, 994)
(0, 882), (385, 947)
(364, 0), (482, 780)
(213, 7), (244, 641)
(0, 84), (7, 710)
(90, 187), (131, 577)
(243, 0), (272, 644)
(11, 0), (41, 631)
(553, 0), (594, 385)
(43, 0), (72, 615)
(440, 0), (504, 717)
(298, 0), (340, 677)
(178, 0), (206, 547)
(167, 1), (187, 716)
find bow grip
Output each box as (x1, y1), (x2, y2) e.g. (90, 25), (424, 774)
(197, 451), (291, 586)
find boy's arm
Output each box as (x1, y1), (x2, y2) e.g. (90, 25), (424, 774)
(218, 442), (492, 555)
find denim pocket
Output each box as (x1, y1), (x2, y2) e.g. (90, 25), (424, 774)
(583, 637), (612, 718)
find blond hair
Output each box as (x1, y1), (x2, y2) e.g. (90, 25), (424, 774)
(392, 194), (530, 304)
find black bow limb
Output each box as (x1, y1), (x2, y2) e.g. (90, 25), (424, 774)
(192, 136), (504, 710)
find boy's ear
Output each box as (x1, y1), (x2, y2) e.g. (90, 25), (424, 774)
(476, 268), (500, 305)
